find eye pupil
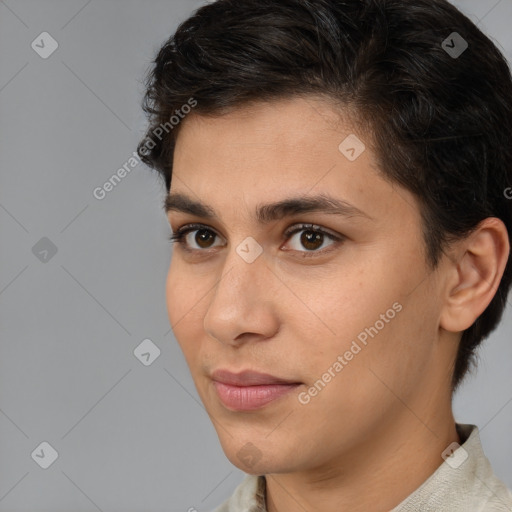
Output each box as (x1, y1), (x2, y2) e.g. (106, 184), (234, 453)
(301, 230), (323, 250)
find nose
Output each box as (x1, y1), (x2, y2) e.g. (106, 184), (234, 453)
(202, 244), (280, 347)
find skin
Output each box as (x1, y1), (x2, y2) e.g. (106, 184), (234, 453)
(165, 96), (510, 512)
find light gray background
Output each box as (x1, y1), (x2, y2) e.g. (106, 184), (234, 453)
(0, 1), (511, 510)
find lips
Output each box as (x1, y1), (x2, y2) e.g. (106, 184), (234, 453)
(210, 369), (302, 411)
(211, 369), (301, 386)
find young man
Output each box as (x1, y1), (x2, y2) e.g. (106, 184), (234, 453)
(138, 0), (512, 510)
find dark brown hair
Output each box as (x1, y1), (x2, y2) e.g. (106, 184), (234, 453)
(137, 0), (512, 391)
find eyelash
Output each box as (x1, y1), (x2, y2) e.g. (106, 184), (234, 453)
(168, 223), (344, 258)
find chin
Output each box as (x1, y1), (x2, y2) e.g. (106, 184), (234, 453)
(228, 452), (285, 475)
(216, 434), (295, 475)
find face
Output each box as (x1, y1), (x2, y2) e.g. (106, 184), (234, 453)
(166, 96), (453, 475)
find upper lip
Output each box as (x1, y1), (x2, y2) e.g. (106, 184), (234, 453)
(211, 369), (301, 386)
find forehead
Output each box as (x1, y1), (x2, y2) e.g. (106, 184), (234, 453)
(172, 97), (364, 189)
(175, 96), (348, 150)
(169, 96), (419, 228)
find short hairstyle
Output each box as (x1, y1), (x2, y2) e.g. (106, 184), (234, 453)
(137, 0), (512, 391)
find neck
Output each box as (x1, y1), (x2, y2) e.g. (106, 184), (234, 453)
(265, 406), (460, 512)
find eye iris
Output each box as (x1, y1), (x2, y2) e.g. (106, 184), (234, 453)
(196, 229), (215, 248)
(301, 230), (323, 250)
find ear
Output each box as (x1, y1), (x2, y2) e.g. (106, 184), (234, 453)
(440, 217), (510, 333)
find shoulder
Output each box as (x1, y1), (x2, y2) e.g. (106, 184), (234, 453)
(211, 474), (265, 512)
(391, 424), (512, 511)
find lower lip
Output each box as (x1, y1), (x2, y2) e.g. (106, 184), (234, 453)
(212, 381), (301, 411)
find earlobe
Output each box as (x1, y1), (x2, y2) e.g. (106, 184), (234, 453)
(439, 217), (510, 333)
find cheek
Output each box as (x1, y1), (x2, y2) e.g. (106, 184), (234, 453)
(291, 307), (418, 446)
(165, 261), (205, 350)
(323, 286), (436, 414)
(284, 256), (389, 357)
(288, 253), (428, 398)
(165, 262), (181, 326)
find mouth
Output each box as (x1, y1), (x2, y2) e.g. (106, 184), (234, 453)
(210, 369), (302, 411)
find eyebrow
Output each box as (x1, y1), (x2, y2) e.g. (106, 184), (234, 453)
(164, 192), (374, 223)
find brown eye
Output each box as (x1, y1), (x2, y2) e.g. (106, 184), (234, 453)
(169, 224), (223, 251)
(285, 224), (341, 254)
(300, 230), (324, 251)
(195, 229), (216, 248)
